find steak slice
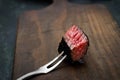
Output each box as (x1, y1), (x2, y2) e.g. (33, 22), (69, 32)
(58, 25), (89, 62)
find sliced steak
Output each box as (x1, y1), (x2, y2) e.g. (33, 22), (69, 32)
(58, 25), (89, 62)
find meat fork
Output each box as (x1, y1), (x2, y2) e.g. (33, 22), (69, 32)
(17, 51), (67, 80)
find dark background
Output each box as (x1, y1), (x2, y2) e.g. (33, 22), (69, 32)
(0, 0), (120, 80)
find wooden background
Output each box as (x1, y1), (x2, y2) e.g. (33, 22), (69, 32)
(13, 0), (120, 80)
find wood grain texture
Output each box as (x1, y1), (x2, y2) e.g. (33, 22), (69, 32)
(13, 0), (120, 80)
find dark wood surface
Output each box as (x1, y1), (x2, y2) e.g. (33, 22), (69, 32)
(13, 0), (120, 80)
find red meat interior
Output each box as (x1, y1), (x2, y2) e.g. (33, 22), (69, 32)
(64, 25), (89, 61)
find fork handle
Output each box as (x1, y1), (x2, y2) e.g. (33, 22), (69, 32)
(17, 70), (41, 80)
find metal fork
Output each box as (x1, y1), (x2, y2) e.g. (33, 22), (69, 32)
(17, 51), (67, 80)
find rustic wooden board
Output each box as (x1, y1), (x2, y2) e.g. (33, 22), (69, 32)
(13, 0), (120, 80)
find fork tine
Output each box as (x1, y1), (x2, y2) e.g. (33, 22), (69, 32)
(17, 52), (67, 79)
(43, 51), (64, 67)
(47, 55), (67, 72)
